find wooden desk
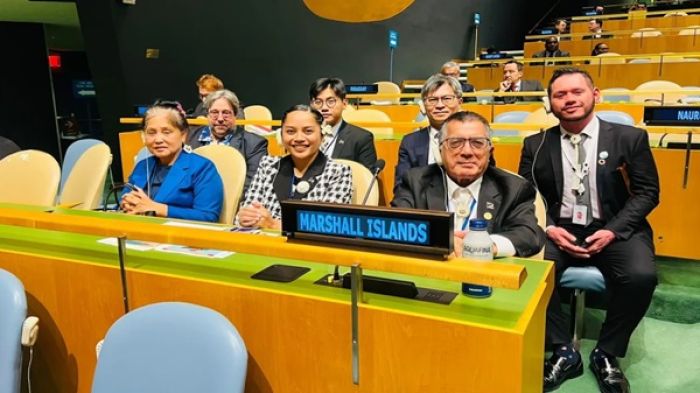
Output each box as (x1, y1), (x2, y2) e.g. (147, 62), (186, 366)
(468, 62), (700, 91)
(524, 35), (700, 57)
(571, 15), (700, 34)
(0, 208), (553, 393)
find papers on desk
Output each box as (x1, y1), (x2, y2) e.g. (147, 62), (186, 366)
(97, 237), (234, 259)
(97, 238), (159, 251)
(163, 221), (232, 231)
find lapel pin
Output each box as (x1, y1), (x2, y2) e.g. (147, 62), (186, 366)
(484, 212), (493, 220)
(486, 202), (495, 210)
(338, 140), (345, 144)
(598, 151), (608, 166)
(296, 181), (310, 194)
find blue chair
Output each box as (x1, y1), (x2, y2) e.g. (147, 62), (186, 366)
(596, 111), (635, 126)
(134, 146), (151, 164)
(60, 139), (108, 192)
(493, 111), (531, 136)
(92, 302), (248, 393)
(560, 266), (606, 350)
(0, 269), (27, 393)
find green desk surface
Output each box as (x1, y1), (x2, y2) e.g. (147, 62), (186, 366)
(0, 221), (549, 331)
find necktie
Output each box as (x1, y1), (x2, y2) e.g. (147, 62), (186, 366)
(320, 127), (335, 155)
(454, 188), (474, 231)
(569, 133), (593, 225)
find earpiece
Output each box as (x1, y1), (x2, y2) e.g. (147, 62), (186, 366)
(21, 316), (39, 347)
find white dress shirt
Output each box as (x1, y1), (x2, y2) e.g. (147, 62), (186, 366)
(428, 127), (440, 165)
(559, 116), (601, 219)
(445, 175), (516, 257)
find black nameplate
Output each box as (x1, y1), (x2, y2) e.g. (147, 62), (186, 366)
(644, 106), (700, 126)
(281, 201), (453, 257)
(346, 84), (379, 94)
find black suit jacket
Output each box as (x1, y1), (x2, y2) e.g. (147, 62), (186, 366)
(187, 126), (268, 192)
(495, 79), (544, 104)
(394, 127), (430, 190)
(391, 164), (545, 257)
(532, 50), (572, 66)
(331, 121), (377, 169)
(518, 119), (660, 241)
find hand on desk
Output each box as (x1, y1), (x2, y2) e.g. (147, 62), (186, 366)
(120, 187), (167, 217)
(237, 201), (280, 230)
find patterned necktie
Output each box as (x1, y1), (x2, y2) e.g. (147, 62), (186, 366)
(320, 127), (335, 155)
(569, 133), (593, 225)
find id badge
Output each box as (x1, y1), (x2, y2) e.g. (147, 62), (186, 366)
(572, 204), (588, 226)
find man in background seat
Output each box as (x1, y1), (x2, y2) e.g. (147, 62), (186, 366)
(494, 61), (544, 104)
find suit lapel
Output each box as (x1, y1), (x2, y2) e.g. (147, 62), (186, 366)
(273, 156), (293, 202)
(477, 173), (502, 233)
(229, 127), (244, 151)
(331, 121), (349, 159)
(546, 126), (564, 198)
(417, 127), (430, 166)
(596, 119), (614, 207)
(155, 152), (190, 202)
(425, 166), (446, 211)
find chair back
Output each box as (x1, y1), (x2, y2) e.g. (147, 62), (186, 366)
(59, 143), (112, 210)
(678, 26), (700, 36)
(632, 80), (685, 104)
(0, 269), (27, 393)
(595, 111), (635, 126)
(363, 81), (401, 105)
(194, 145), (246, 224)
(0, 136), (20, 161)
(134, 146), (151, 164)
(92, 302), (247, 393)
(601, 88), (631, 103)
(493, 111), (531, 136)
(0, 150), (60, 206)
(343, 109), (393, 135)
(60, 139), (104, 192)
(523, 108), (559, 136)
(242, 105), (273, 134)
(631, 28), (662, 38)
(335, 159), (378, 206)
(593, 53), (625, 64)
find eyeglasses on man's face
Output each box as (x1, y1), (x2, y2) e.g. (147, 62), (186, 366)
(423, 95), (458, 107)
(442, 137), (491, 151)
(311, 98), (338, 109)
(208, 109), (234, 119)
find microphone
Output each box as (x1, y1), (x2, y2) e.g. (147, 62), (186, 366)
(360, 159), (386, 205)
(333, 159), (386, 283)
(103, 183), (137, 212)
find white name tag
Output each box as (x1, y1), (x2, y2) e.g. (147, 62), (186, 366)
(572, 204), (589, 226)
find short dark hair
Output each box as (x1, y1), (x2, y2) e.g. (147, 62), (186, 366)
(590, 18), (603, 27)
(504, 60), (524, 71)
(281, 104), (324, 126)
(547, 67), (595, 97)
(309, 78), (346, 100)
(545, 36), (559, 44)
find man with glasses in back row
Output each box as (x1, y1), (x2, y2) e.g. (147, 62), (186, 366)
(308, 78), (377, 169)
(187, 89), (268, 193)
(392, 110), (545, 258)
(394, 74), (463, 190)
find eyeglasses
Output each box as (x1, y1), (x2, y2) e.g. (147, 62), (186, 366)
(311, 98), (338, 108)
(423, 95), (458, 107)
(442, 137), (491, 151)
(208, 109), (234, 119)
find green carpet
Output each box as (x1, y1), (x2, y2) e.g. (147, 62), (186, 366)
(558, 257), (700, 392)
(559, 315), (700, 393)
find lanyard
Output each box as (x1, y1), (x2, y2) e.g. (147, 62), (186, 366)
(460, 198), (478, 231)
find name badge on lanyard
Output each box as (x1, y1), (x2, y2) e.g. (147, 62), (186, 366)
(572, 204), (588, 226)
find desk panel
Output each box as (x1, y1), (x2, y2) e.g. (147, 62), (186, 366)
(0, 219), (552, 393)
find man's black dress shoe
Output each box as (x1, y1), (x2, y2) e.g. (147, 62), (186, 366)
(543, 352), (583, 392)
(589, 352), (630, 393)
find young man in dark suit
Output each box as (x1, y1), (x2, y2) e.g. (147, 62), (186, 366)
(392, 111), (545, 258)
(519, 68), (659, 393)
(494, 61), (545, 104)
(394, 74), (463, 190)
(309, 78), (377, 169)
(532, 37), (572, 66)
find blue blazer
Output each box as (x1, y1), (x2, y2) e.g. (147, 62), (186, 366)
(394, 127), (430, 191)
(125, 151), (224, 222)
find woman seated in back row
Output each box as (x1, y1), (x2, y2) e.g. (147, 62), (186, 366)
(237, 105), (353, 229)
(121, 101), (224, 222)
